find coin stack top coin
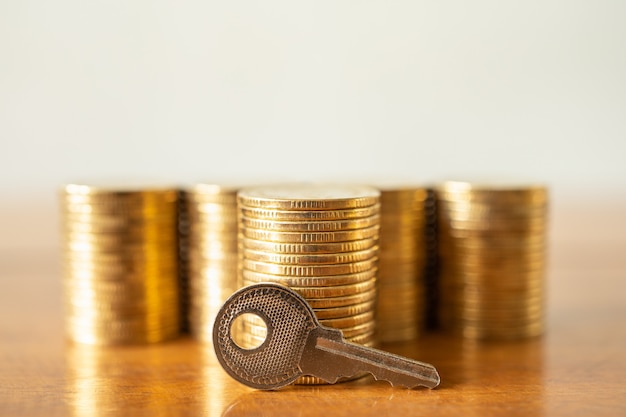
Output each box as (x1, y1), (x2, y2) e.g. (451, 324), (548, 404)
(237, 184), (380, 385)
(376, 185), (429, 342)
(436, 181), (548, 340)
(61, 183), (181, 345)
(186, 183), (240, 341)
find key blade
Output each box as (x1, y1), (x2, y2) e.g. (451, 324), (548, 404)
(298, 327), (440, 389)
(316, 337), (440, 389)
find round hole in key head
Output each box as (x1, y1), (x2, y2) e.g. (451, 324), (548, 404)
(213, 283), (320, 390)
(230, 312), (268, 350)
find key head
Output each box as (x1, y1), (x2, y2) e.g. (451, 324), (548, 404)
(213, 283), (319, 390)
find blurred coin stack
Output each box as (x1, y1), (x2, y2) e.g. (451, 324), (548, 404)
(186, 184), (239, 341)
(237, 184), (380, 384)
(436, 181), (548, 339)
(423, 189), (440, 329)
(177, 190), (190, 333)
(376, 186), (429, 342)
(61, 184), (181, 345)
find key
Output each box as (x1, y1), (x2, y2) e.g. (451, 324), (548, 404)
(213, 283), (441, 390)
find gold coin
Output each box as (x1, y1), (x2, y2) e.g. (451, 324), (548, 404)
(188, 242), (238, 257)
(242, 246), (378, 265)
(238, 184), (380, 210)
(436, 181), (548, 203)
(455, 321), (544, 340)
(188, 249), (239, 264)
(63, 230), (177, 245)
(320, 311), (375, 328)
(439, 237), (545, 251)
(440, 297), (544, 312)
(61, 212), (177, 227)
(62, 182), (178, 196)
(378, 261), (424, 277)
(187, 203), (238, 216)
(442, 268), (545, 281)
(313, 300), (376, 320)
(241, 258), (377, 277)
(189, 221), (239, 233)
(306, 288), (377, 309)
(243, 310), (374, 330)
(240, 215), (380, 232)
(446, 219), (548, 231)
(63, 249), (177, 264)
(64, 305), (180, 320)
(241, 268), (377, 287)
(241, 237), (378, 254)
(442, 275), (544, 288)
(61, 203), (177, 217)
(241, 205), (380, 221)
(379, 187), (428, 203)
(446, 311), (544, 324)
(63, 239), (177, 254)
(439, 205), (547, 221)
(241, 225), (379, 243)
(65, 263), (179, 279)
(242, 278), (376, 299)
(64, 285), (179, 303)
(186, 183), (239, 199)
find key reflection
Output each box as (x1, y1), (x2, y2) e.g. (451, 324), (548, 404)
(220, 335), (547, 417)
(222, 381), (399, 417)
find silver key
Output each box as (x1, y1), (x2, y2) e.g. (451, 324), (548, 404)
(213, 283), (440, 390)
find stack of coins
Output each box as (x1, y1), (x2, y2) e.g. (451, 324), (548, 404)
(376, 186), (429, 342)
(436, 181), (548, 339)
(177, 190), (190, 333)
(423, 189), (440, 329)
(186, 184), (239, 341)
(237, 184), (380, 384)
(61, 184), (181, 345)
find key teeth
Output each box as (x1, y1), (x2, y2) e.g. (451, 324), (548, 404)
(368, 372), (440, 389)
(317, 371), (440, 390)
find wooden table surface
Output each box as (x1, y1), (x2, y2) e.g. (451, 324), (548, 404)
(1, 239), (625, 417)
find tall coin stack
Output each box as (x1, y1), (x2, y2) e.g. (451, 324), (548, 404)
(436, 181), (548, 339)
(237, 184), (380, 384)
(186, 184), (239, 341)
(376, 186), (429, 342)
(61, 184), (181, 345)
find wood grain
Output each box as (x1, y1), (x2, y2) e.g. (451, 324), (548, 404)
(1, 245), (625, 417)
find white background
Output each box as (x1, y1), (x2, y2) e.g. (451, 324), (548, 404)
(1, 1), (625, 250)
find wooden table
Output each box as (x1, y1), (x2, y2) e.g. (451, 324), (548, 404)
(1, 240), (625, 417)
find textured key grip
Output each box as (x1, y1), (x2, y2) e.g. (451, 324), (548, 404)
(213, 283), (318, 389)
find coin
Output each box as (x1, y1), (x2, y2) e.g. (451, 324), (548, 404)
(241, 268), (377, 287)
(243, 278), (377, 299)
(240, 215), (380, 232)
(241, 205), (380, 221)
(238, 184), (380, 210)
(241, 246), (378, 265)
(312, 300), (376, 320)
(241, 237), (378, 254)
(241, 258), (378, 277)
(241, 225), (380, 243)
(305, 288), (377, 309)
